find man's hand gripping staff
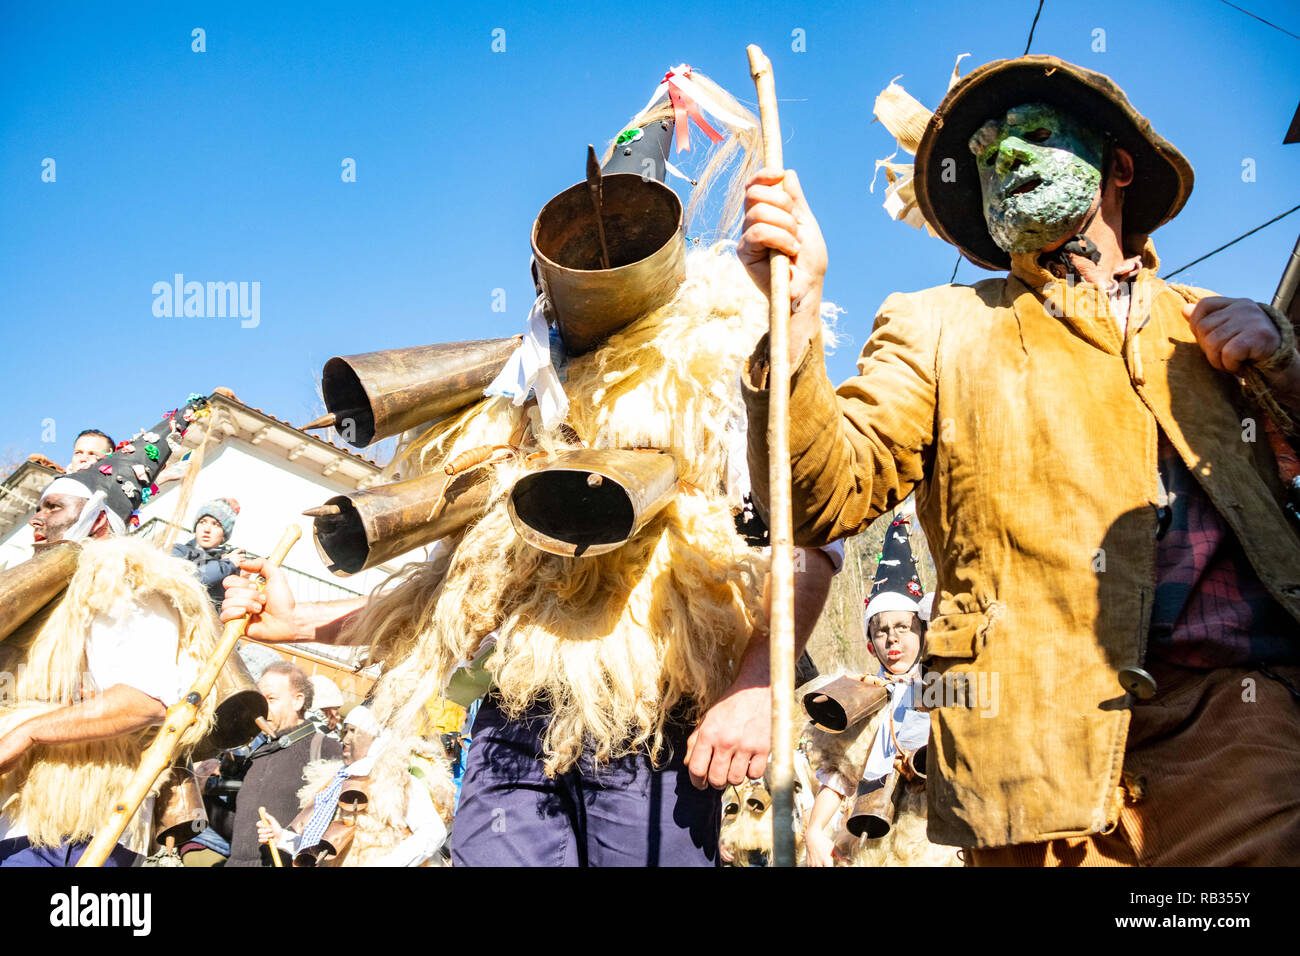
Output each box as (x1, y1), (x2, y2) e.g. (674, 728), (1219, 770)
(738, 167), (829, 374)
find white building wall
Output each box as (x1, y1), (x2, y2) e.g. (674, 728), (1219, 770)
(0, 519), (36, 570)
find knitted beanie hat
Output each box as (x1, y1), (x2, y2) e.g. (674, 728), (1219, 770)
(195, 497), (240, 540)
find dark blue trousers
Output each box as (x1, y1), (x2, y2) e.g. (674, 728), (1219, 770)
(0, 836), (140, 867)
(452, 700), (720, 867)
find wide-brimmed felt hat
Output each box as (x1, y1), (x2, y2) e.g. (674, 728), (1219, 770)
(913, 55), (1194, 272)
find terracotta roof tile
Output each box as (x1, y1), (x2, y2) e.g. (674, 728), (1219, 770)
(24, 454), (64, 473)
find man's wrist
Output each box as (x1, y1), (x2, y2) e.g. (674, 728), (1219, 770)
(1255, 303), (1298, 375)
(1259, 354), (1300, 393)
(734, 629), (772, 687)
(788, 294), (823, 368)
(5, 721), (36, 752)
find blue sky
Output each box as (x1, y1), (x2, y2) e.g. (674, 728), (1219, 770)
(2, 0), (1298, 465)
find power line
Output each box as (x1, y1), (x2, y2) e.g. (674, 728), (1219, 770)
(1217, 0), (1300, 42)
(1163, 202), (1300, 280)
(941, 0), (1040, 286)
(1024, 0), (1046, 54)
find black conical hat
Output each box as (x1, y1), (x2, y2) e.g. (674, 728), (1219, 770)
(864, 515), (924, 620)
(77, 395), (210, 527)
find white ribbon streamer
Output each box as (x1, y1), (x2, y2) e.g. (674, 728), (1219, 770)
(637, 64), (757, 133)
(483, 295), (570, 429)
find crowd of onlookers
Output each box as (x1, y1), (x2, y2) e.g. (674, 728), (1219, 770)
(38, 427), (934, 868)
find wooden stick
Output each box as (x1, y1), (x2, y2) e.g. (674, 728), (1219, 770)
(257, 806), (283, 867)
(746, 43), (797, 869)
(76, 524), (302, 868)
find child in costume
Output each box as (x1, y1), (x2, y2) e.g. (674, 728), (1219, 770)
(803, 515), (960, 866)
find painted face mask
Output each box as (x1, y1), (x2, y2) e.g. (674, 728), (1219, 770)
(968, 103), (1105, 255)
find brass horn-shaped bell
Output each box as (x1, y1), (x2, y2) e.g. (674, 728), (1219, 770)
(845, 773), (901, 840)
(293, 821), (355, 868)
(744, 783), (771, 815)
(304, 336), (522, 448)
(802, 676), (890, 733)
(507, 448), (678, 557)
(191, 652), (268, 760)
(153, 765), (207, 847)
(532, 173), (686, 355)
(0, 541), (81, 645)
(338, 777), (371, 814)
(308, 469), (492, 576)
(901, 745), (927, 782)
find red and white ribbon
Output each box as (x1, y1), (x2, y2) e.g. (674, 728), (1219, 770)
(638, 64), (755, 153)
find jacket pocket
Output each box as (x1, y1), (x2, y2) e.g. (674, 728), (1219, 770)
(924, 610), (989, 661)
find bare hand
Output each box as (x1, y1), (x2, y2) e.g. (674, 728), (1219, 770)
(256, 812), (283, 846)
(804, 827), (838, 867)
(1183, 297), (1285, 374)
(738, 168), (828, 365)
(220, 558), (297, 642)
(686, 682), (771, 790)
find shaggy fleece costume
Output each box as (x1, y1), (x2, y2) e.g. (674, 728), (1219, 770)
(359, 247), (774, 776)
(0, 537), (218, 854)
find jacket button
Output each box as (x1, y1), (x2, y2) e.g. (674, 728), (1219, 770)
(1119, 667), (1158, 700)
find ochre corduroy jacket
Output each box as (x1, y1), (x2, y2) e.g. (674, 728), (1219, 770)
(742, 246), (1300, 848)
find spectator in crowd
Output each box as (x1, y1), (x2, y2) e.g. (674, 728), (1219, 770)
(237, 641), (283, 682)
(225, 661), (342, 867)
(171, 498), (246, 610)
(66, 428), (114, 473)
(256, 705), (454, 867)
(307, 675), (345, 739)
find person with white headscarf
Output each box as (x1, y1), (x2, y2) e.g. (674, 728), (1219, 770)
(28, 474), (125, 552)
(0, 397), (220, 867)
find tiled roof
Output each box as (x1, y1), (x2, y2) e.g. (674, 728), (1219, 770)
(208, 387), (385, 469)
(24, 454), (64, 473)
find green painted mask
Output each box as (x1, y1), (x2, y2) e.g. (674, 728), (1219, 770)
(968, 103), (1105, 255)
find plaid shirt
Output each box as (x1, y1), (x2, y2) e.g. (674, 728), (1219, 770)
(1150, 429), (1300, 667)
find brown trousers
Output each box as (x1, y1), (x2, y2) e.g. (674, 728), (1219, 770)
(968, 663), (1300, 866)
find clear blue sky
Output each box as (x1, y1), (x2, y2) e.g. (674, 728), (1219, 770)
(2, 0), (1298, 464)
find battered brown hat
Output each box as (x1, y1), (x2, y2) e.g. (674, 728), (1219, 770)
(913, 55), (1194, 271)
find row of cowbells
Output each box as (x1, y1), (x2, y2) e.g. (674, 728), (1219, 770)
(307, 448), (681, 576)
(302, 108), (689, 576)
(305, 171), (684, 448)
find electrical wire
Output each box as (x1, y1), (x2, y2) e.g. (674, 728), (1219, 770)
(949, 0), (1046, 286)
(1217, 0), (1300, 42)
(1163, 202), (1300, 280)
(1024, 0), (1046, 54)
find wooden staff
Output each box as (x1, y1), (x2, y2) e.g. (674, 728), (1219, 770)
(77, 524), (302, 867)
(746, 43), (797, 868)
